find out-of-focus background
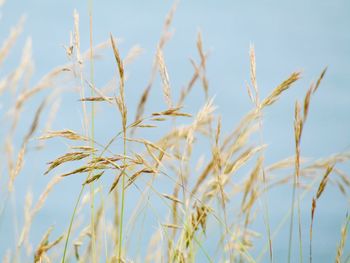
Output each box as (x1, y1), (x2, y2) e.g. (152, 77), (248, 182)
(0, 0), (349, 262)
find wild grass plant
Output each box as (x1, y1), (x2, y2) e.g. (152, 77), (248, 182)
(0, 2), (349, 263)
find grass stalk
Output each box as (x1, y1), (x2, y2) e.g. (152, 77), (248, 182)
(88, 1), (97, 261)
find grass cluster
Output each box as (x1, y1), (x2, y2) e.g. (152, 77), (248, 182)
(0, 2), (349, 263)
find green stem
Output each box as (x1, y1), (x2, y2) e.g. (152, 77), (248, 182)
(62, 186), (85, 263)
(89, 4), (97, 262)
(118, 130), (126, 261)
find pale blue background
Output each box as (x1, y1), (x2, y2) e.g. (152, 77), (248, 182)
(0, 1), (349, 262)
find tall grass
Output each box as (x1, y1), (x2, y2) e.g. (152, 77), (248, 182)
(1, 3), (350, 263)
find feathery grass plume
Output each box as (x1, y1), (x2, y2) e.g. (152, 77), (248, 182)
(60, 164), (109, 177)
(5, 138), (14, 175)
(123, 45), (143, 66)
(31, 176), (63, 216)
(162, 193), (184, 205)
(242, 156), (263, 210)
(144, 144), (162, 167)
(127, 137), (170, 157)
(215, 116), (221, 146)
(303, 68), (327, 122)
(8, 144), (26, 192)
(85, 80), (117, 105)
(294, 101), (302, 179)
(17, 191), (33, 249)
(73, 9), (82, 64)
(242, 188), (258, 214)
(125, 168), (157, 189)
(110, 34), (127, 132)
(82, 171), (104, 185)
(196, 32), (209, 98)
(8, 99), (46, 190)
(313, 67), (327, 94)
(16, 177), (62, 256)
(14, 66), (66, 123)
(45, 152), (92, 175)
(177, 36), (209, 106)
(249, 44), (259, 105)
(159, 0), (178, 49)
(133, 2), (177, 129)
(63, 31), (73, 58)
(178, 59), (200, 106)
(309, 165), (334, 263)
(309, 197), (317, 263)
(163, 223), (182, 230)
(157, 48), (172, 108)
(5, 37), (33, 95)
(71, 145), (96, 151)
(334, 168), (350, 188)
(261, 72), (301, 108)
(303, 87), (313, 122)
(109, 168), (124, 193)
(34, 226), (64, 263)
(316, 165), (334, 199)
(195, 204), (210, 234)
(221, 108), (260, 152)
(266, 156), (295, 171)
(39, 129), (88, 141)
(179, 98), (216, 201)
(197, 32), (206, 72)
(0, 16), (25, 66)
(247, 44), (273, 263)
(289, 68), (328, 263)
(110, 34), (124, 95)
(80, 96), (115, 102)
(335, 214), (350, 263)
(186, 98), (216, 156)
(179, 203), (211, 254)
(224, 145), (266, 175)
(295, 141), (303, 263)
(24, 98), (47, 143)
(152, 106), (192, 117)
